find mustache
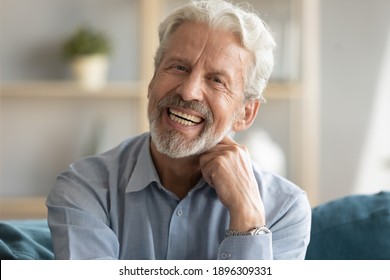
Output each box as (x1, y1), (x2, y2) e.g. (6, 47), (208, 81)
(158, 94), (213, 122)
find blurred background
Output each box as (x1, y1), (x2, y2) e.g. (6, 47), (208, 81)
(1, 0), (389, 218)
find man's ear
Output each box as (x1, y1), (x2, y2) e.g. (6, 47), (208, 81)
(233, 99), (260, 132)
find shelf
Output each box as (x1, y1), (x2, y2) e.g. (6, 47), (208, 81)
(0, 197), (47, 219)
(0, 81), (142, 99)
(1, 81), (301, 100)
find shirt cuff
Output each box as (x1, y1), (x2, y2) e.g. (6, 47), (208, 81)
(218, 233), (273, 260)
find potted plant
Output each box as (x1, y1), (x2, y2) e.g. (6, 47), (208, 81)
(64, 26), (111, 91)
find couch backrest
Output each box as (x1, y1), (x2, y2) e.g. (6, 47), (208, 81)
(306, 191), (390, 260)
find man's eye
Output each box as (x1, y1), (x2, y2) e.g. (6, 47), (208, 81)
(174, 65), (187, 72)
(211, 77), (223, 84)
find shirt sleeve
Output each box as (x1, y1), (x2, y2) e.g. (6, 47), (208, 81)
(218, 234), (272, 260)
(217, 192), (311, 260)
(271, 192), (312, 259)
(46, 163), (120, 260)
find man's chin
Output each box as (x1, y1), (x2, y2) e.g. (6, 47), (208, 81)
(153, 138), (206, 159)
(151, 130), (216, 159)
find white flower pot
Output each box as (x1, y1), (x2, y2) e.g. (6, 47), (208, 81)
(70, 54), (108, 91)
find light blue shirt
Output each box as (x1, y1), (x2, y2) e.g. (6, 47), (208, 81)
(46, 133), (311, 260)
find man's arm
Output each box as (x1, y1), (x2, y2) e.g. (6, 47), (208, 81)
(200, 136), (311, 260)
(218, 192), (311, 260)
(199, 137), (265, 232)
(46, 166), (119, 260)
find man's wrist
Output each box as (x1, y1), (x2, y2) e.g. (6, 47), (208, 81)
(228, 208), (266, 232)
(225, 226), (271, 238)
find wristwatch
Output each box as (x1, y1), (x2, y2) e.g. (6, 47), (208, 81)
(225, 226), (271, 238)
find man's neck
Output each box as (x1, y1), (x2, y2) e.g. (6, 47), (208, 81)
(150, 142), (202, 199)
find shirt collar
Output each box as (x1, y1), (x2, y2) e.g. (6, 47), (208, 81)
(125, 134), (162, 193)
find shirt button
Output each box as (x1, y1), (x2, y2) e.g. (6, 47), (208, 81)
(177, 208), (183, 216)
(220, 252), (231, 259)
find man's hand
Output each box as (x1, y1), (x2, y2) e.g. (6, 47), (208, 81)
(199, 136), (265, 232)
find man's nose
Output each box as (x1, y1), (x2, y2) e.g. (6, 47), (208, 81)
(177, 72), (204, 102)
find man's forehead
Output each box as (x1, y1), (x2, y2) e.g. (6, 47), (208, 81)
(165, 21), (249, 68)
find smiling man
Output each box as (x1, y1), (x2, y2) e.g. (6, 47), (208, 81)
(47, 0), (311, 260)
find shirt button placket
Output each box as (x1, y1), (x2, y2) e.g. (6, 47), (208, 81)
(166, 202), (189, 259)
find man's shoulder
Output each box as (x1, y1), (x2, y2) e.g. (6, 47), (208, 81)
(252, 163), (308, 210)
(252, 163), (311, 228)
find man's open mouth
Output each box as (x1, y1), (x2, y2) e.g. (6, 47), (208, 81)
(168, 108), (203, 126)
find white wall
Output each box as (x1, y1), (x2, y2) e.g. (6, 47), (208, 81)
(319, 0), (390, 203)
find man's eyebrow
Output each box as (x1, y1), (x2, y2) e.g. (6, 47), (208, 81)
(164, 55), (191, 65)
(210, 69), (230, 77)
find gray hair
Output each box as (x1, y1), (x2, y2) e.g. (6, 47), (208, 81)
(154, 0), (276, 102)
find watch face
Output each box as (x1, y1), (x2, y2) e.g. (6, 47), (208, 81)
(253, 227), (271, 235)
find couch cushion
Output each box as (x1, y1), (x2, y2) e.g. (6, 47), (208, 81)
(306, 191), (390, 259)
(0, 219), (54, 260)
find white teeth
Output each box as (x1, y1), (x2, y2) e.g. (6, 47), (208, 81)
(169, 109), (202, 126)
(170, 114), (197, 126)
(170, 109), (202, 123)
